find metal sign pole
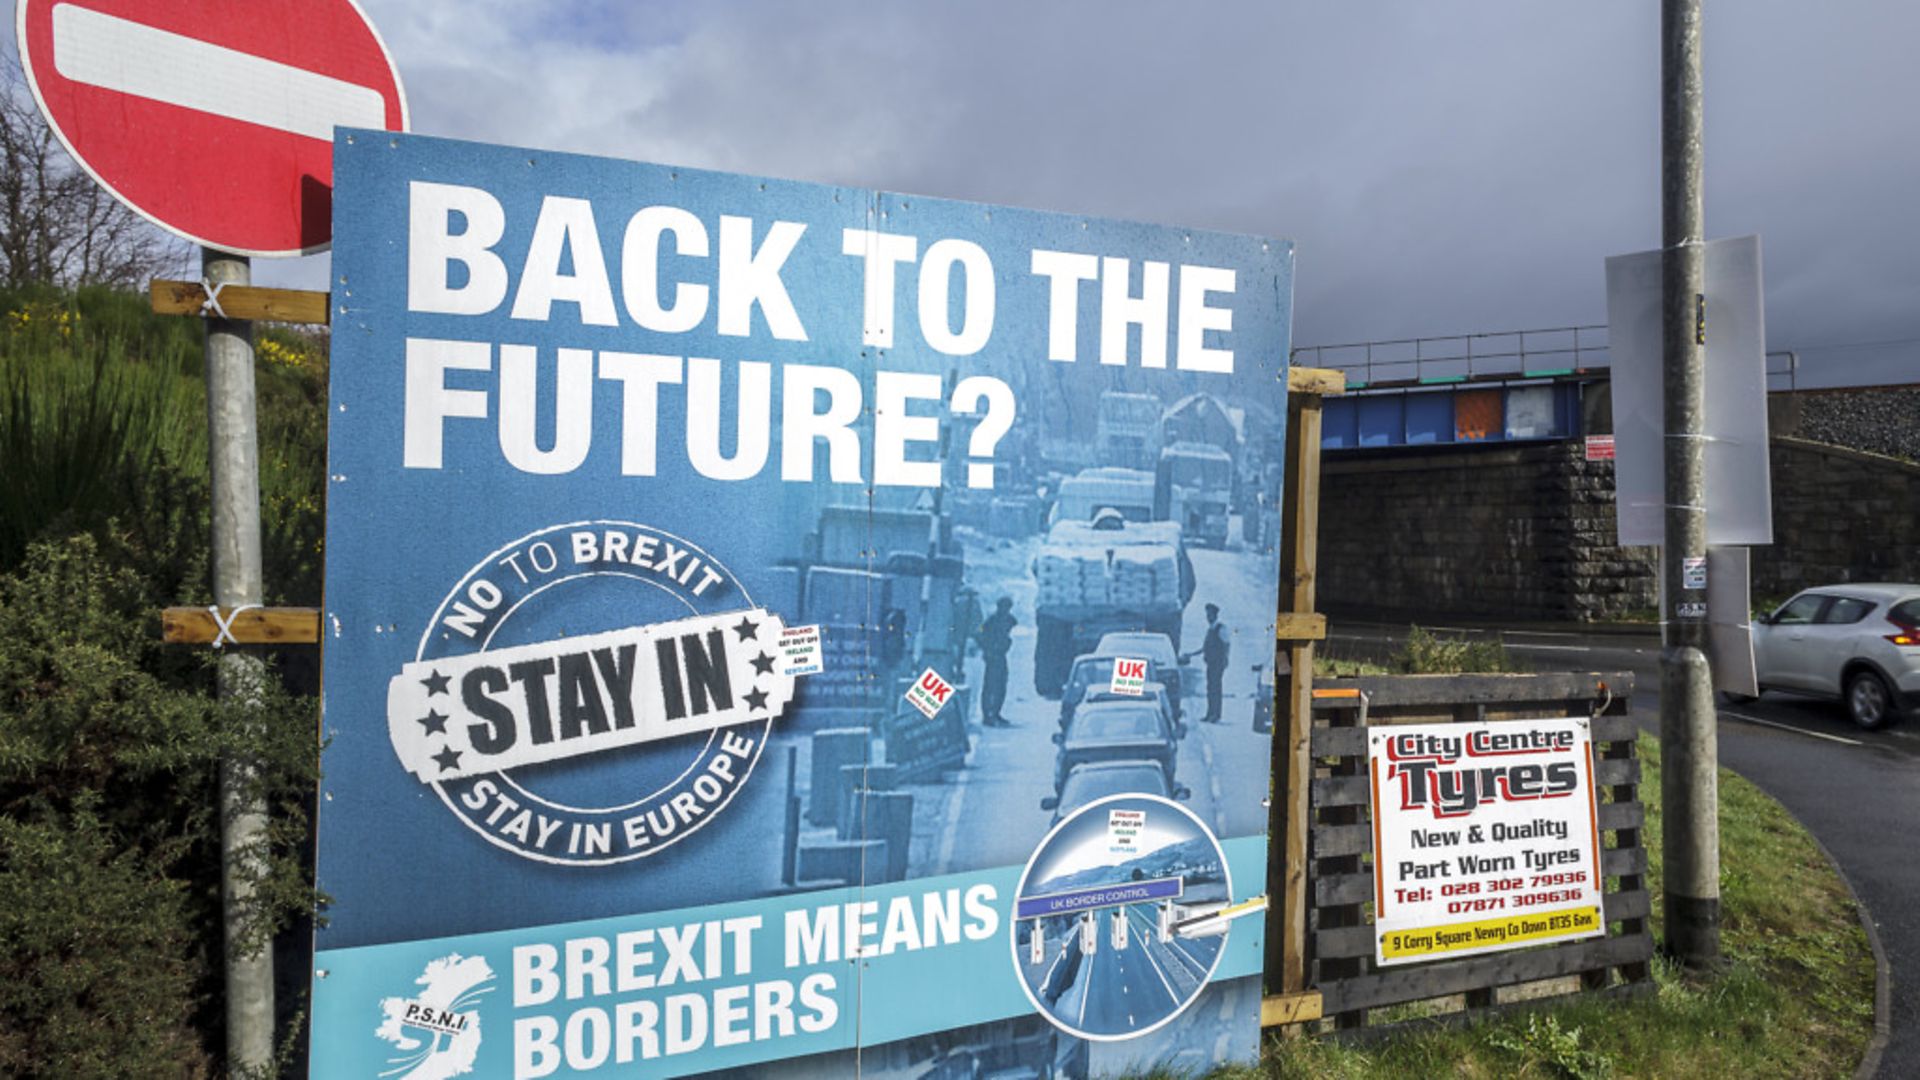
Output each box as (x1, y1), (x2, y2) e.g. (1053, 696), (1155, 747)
(203, 246), (275, 1068)
(1659, 0), (1721, 967)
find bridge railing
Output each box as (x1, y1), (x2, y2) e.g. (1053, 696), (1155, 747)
(1292, 327), (1610, 389)
(1293, 325), (1800, 392)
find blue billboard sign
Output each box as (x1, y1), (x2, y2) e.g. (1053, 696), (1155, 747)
(313, 128), (1292, 1077)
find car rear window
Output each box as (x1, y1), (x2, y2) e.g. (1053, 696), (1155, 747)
(1076, 708), (1160, 739)
(1063, 769), (1163, 804)
(1891, 599), (1920, 627)
(1820, 597), (1875, 625)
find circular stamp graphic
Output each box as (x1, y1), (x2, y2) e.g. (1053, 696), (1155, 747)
(388, 520), (794, 866)
(1008, 794), (1232, 1041)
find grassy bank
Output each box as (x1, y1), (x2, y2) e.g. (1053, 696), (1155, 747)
(1248, 733), (1875, 1078)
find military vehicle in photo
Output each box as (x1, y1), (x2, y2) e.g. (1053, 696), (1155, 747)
(1154, 440), (1235, 549)
(778, 505), (966, 727)
(1031, 470), (1195, 696)
(1095, 390), (1163, 471)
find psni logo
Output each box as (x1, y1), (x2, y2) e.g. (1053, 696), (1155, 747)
(375, 953), (495, 1079)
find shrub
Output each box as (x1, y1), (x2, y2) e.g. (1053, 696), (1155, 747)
(0, 810), (211, 1078)
(0, 490), (320, 1073)
(1391, 625), (1521, 674)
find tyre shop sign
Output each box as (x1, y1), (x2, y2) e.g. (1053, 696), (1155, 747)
(1368, 717), (1605, 965)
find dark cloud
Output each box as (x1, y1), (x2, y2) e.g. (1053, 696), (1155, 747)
(59, 0), (1897, 385)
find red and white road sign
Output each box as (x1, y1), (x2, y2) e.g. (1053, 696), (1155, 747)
(16, 0), (408, 256)
(1584, 434), (1617, 462)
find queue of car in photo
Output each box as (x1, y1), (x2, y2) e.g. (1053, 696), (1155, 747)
(1049, 698), (1186, 796)
(1042, 761), (1175, 827)
(1058, 639), (1187, 728)
(1043, 639), (1196, 824)
(1094, 630), (1185, 706)
(1736, 582), (1920, 729)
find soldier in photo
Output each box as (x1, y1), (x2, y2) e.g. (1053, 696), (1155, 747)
(1183, 602), (1230, 724)
(978, 596), (1017, 728)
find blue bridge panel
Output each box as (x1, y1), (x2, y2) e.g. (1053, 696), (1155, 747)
(1405, 393), (1454, 445)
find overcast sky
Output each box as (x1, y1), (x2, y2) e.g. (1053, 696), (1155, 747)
(14, 1), (1918, 386)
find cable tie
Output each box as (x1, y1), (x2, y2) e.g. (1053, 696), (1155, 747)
(207, 604), (260, 648)
(199, 278), (231, 320)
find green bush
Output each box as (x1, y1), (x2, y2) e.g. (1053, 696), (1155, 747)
(0, 290), (204, 570)
(0, 810), (210, 1078)
(0, 534), (320, 1075)
(1, 285), (327, 601)
(1391, 625), (1522, 674)
(0, 285), (328, 1073)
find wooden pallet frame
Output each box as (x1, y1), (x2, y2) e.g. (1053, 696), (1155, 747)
(1286, 673), (1653, 1032)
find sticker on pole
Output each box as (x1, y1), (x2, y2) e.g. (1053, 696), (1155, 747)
(15, 0), (409, 255)
(1368, 718), (1606, 966)
(1683, 556), (1707, 590)
(1109, 658), (1148, 696)
(904, 667), (955, 719)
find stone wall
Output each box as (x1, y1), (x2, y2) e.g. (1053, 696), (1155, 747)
(1317, 441), (1656, 622)
(1769, 385), (1920, 463)
(1316, 432), (1920, 623)
(1752, 438), (1920, 602)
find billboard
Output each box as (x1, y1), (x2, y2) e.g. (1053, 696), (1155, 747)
(312, 129), (1293, 1078)
(1368, 718), (1606, 967)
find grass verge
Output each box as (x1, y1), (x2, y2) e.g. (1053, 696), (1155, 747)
(1239, 733), (1874, 1079)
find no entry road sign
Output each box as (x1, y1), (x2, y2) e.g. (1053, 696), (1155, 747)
(16, 0), (407, 256)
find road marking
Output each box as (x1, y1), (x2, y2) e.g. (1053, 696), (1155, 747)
(50, 5), (390, 141)
(1721, 710), (1863, 746)
(1199, 735), (1225, 834)
(1077, 945), (1094, 1028)
(1134, 929), (1182, 1005)
(934, 752), (972, 872)
(1510, 644), (1592, 653)
(1042, 943), (1066, 987)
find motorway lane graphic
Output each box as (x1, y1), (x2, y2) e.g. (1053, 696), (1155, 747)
(1011, 791), (1232, 1040)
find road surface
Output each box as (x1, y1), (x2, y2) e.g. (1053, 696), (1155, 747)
(908, 536), (1277, 878)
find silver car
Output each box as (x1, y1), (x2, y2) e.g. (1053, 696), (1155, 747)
(1737, 583), (1920, 729)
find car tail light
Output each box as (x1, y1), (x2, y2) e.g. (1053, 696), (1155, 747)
(1887, 616), (1920, 647)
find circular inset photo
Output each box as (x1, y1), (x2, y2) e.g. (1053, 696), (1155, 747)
(1008, 793), (1233, 1041)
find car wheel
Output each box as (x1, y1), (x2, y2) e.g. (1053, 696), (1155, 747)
(1717, 690), (1759, 706)
(1845, 670), (1895, 730)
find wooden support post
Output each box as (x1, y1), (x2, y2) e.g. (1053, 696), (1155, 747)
(1260, 990), (1325, 1027)
(1272, 612), (1327, 642)
(1266, 366), (1342, 1018)
(151, 279), (331, 325)
(162, 606), (321, 645)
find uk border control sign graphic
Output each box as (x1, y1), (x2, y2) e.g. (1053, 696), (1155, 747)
(313, 130), (1293, 1079)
